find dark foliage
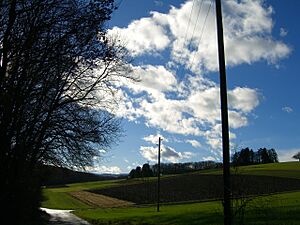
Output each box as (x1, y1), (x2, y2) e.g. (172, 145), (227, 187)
(152, 161), (222, 175)
(232, 148), (279, 166)
(128, 164), (153, 179)
(40, 165), (125, 186)
(142, 163), (153, 177)
(0, 0), (131, 224)
(293, 152), (300, 162)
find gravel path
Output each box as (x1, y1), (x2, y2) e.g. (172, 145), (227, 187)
(41, 208), (90, 225)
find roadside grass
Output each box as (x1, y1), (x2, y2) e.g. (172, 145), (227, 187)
(42, 189), (90, 209)
(74, 191), (300, 225)
(42, 180), (124, 209)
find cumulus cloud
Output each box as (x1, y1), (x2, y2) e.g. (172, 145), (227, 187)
(186, 139), (201, 148)
(117, 66), (259, 150)
(140, 145), (193, 163)
(280, 28), (288, 37)
(129, 65), (177, 94)
(109, 0), (290, 157)
(111, 0), (290, 71)
(228, 87), (260, 113)
(108, 17), (170, 56)
(282, 106), (293, 113)
(143, 134), (168, 144)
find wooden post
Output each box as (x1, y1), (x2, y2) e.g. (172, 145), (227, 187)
(215, 0), (231, 224)
(157, 137), (161, 212)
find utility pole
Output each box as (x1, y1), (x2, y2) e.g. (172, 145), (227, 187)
(157, 137), (162, 212)
(215, 0), (231, 224)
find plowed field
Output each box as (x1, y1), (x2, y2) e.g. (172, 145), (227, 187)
(90, 174), (300, 204)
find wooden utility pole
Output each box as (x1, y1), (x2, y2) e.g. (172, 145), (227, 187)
(215, 0), (231, 224)
(157, 137), (162, 212)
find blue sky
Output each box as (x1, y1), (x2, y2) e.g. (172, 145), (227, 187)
(91, 0), (300, 174)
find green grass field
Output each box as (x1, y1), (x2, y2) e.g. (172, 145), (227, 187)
(74, 191), (300, 225)
(42, 161), (300, 224)
(42, 179), (122, 209)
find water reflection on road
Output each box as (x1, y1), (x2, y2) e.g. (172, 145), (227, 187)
(41, 208), (90, 225)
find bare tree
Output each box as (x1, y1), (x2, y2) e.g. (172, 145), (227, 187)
(0, 0), (132, 224)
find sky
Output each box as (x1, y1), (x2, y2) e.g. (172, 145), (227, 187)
(90, 0), (300, 174)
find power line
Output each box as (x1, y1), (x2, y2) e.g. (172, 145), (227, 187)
(172, 0), (204, 81)
(182, 0), (196, 49)
(172, 0), (197, 81)
(189, 0), (213, 72)
(187, 0), (204, 52)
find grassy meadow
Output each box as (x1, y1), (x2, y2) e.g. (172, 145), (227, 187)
(74, 191), (300, 225)
(42, 161), (300, 224)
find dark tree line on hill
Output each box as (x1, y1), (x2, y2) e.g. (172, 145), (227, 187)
(232, 147), (279, 166)
(41, 165), (125, 186)
(293, 152), (300, 162)
(153, 161), (222, 175)
(129, 163), (154, 178)
(128, 161), (222, 178)
(0, 1), (131, 224)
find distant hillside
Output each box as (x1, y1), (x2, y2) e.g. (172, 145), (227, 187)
(40, 165), (125, 186)
(198, 161), (300, 179)
(91, 162), (300, 204)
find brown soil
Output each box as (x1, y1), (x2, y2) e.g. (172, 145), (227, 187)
(69, 191), (134, 208)
(90, 174), (300, 204)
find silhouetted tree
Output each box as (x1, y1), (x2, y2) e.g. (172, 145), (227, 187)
(135, 166), (142, 178)
(152, 161), (222, 175)
(0, 1), (131, 224)
(129, 169), (136, 179)
(232, 148), (278, 166)
(142, 163), (153, 177)
(293, 152), (300, 162)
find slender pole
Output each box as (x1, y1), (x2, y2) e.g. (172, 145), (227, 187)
(215, 0), (231, 224)
(157, 137), (161, 212)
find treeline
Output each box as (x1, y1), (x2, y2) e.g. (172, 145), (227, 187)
(128, 161), (222, 178)
(40, 165), (124, 186)
(129, 163), (153, 178)
(232, 147), (278, 166)
(153, 161), (222, 175)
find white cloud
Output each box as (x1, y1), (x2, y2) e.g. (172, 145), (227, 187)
(109, 0), (290, 157)
(118, 71), (259, 150)
(143, 134), (168, 144)
(202, 156), (216, 161)
(129, 65), (177, 94)
(228, 87), (260, 113)
(140, 145), (193, 163)
(277, 148), (300, 162)
(108, 17), (170, 56)
(114, 0), (290, 72)
(186, 139), (201, 148)
(88, 165), (122, 174)
(282, 106), (293, 113)
(280, 28), (288, 37)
